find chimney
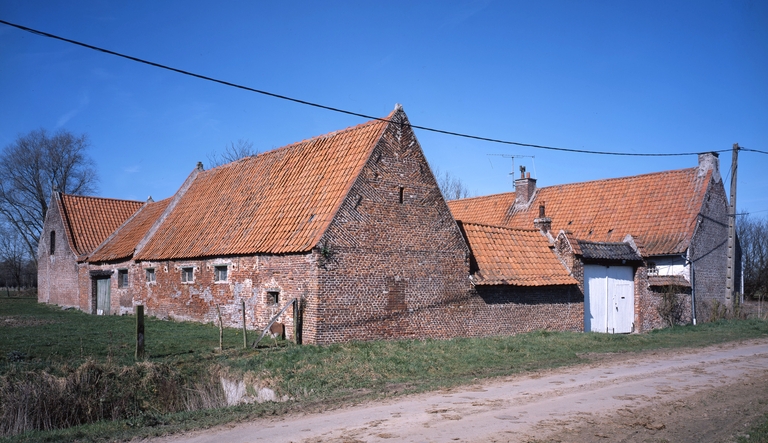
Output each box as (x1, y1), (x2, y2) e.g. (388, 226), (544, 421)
(533, 203), (553, 241)
(697, 152), (720, 182)
(514, 166), (537, 205)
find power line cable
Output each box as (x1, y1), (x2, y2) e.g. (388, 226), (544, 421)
(0, 19), (753, 158)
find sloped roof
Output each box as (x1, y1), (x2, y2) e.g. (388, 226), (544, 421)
(576, 239), (643, 262)
(459, 222), (577, 286)
(88, 198), (171, 263)
(134, 112), (392, 260)
(648, 275), (691, 288)
(449, 167), (713, 256)
(58, 194), (143, 257)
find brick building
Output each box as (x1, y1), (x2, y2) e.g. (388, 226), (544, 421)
(448, 152), (734, 332)
(38, 106), (733, 341)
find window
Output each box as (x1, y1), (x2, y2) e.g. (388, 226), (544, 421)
(50, 231), (55, 255)
(145, 268), (156, 283)
(117, 269), (128, 288)
(398, 186), (404, 204)
(214, 265), (228, 282)
(266, 290), (280, 305)
(181, 267), (194, 283)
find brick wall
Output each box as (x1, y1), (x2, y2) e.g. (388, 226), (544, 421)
(85, 254), (315, 339)
(309, 110), (583, 344)
(37, 196), (81, 309)
(690, 175), (729, 320)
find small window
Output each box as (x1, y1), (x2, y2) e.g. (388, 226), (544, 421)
(181, 267), (194, 283)
(50, 231), (56, 255)
(117, 270), (128, 288)
(145, 268), (156, 283)
(214, 265), (228, 282)
(398, 186), (404, 204)
(266, 290), (279, 305)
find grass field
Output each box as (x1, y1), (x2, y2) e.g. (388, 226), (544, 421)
(2, 296), (768, 442)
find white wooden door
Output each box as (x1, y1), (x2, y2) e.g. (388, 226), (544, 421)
(584, 265), (634, 333)
(608, 266), (634, 333)
(584, 265), (607, 332)
(96, 278), (110, 315)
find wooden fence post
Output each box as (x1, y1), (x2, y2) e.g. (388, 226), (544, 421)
(216, 304), (223, 351)
(241, 300), (247, 349)
(135, 305), (145, 360)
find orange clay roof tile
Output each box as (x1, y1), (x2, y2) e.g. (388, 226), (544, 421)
(459, 222), (577, 286)
(58, 194), (143, 257)
(87, 198), (171, 262)
(449, 168), (712, 256)
(134, 112), (392, 260)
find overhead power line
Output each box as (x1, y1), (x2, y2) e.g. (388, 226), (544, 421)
(0, 19), (760, 158)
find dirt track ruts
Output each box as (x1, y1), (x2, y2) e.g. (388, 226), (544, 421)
(152, 339), (768, 443)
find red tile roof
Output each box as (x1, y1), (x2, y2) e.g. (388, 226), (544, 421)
(58, 194), (143, 257)
(459, 222), (577, 286)
(134, 111), (393, 260)
(88, 198), (171, 262)
(449, 167), (713, 256)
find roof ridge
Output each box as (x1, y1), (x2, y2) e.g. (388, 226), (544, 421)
(205, 113), (392, 172)
(60, 193), (144, 205)
(134, 165), (203, 258)
(461, 221), (539, 233)
(88, 199), (153, 262)
(539, 166), (698, 191)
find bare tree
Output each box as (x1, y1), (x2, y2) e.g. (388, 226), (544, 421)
(0, 129), (98, 264)
(0, 222), (31, 289)
(206, 139), (258, 168)
(737, 213), (768, 301)
(433, 167), (473, 201)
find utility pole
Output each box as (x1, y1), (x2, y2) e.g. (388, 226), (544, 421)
(725, 143), (739, 310)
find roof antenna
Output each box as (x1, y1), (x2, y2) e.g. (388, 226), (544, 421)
(486, 154), (535, 189)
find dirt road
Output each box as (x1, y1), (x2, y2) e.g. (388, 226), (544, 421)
(155, 339), (768, 443)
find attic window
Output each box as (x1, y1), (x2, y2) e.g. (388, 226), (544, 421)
(266, 290), (279, 305)
(398, 186), (404, 204)
(214, 265), (228, 282)
(50, 231), (55, 255)
(117, 269), (128, 288)
(181, 267), (194, 283)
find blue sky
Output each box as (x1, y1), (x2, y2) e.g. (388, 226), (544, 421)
(1, 1), (766, 214)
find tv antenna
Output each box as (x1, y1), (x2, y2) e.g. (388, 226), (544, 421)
(487, 154), (536, 188)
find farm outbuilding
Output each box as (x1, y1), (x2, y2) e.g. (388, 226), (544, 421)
(38, 105), (735, 341)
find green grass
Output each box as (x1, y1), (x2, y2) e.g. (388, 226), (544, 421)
(2, 297), (768, 442)
(740, 415), (768, 443)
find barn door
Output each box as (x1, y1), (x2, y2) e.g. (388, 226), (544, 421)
(607, 266), (634, 333)
(584, 265), (608, 332)
(96, 278), (111, 315)
(584, 265), (634, 333)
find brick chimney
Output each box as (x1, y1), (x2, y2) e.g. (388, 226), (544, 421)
(697, 152), (720, 182)
(514, 166), (537, 205)
(533, 203), (553, 242)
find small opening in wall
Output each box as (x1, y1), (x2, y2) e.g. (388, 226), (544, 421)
(117, 269), (128, 288)
(181, 267), (194, 283)
(50, 231), (55, 255)
(214, 265), (228, 282)
(267, 291), (279, 305)
(398, 186), (404, 204)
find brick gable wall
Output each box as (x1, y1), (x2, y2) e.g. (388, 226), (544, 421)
(690, 176), (729, 320)
(37, 197), (80, 309)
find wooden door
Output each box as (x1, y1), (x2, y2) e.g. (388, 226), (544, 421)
(96, 278), (110, 315)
